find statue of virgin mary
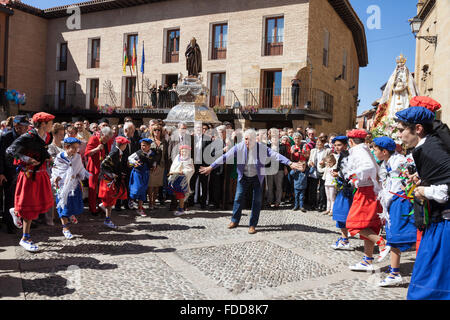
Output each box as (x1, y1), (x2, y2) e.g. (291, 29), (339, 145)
(373, 54), (419, 128)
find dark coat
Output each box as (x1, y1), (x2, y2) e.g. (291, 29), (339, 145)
(0, 128), (20, 177)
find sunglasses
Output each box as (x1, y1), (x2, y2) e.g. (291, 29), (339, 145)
(153, 129), (161, 132)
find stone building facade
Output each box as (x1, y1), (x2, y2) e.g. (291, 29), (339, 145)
(414, 0), (449, 125)
(5, 0), (367, 133)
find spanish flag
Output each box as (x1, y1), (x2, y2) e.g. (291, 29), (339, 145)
(132, 42), (137, 72)
(123, 43), (128, 74)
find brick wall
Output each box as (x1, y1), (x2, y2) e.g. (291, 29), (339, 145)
(45, 0), (310, 109)
(7, 9), (47, 112)
(304, 0), (361, 134)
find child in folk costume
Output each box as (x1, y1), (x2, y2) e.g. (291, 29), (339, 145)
(345, 129), (390, 271)
(128, 138), (158, 217)
(52, 137), (90, 239)
(7, 112), (55, 252)
(394, 101), (450, 300)
(168, 145), (194, 216)
(373, 136), (417, 286)
(330, 136), (354, 250)
(98, 136), (130, 229)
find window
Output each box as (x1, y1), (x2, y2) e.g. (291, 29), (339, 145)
(58, 43), (67, 71)
(126, 34), (138, 66)
(323, 30), (329, 67)
(125, 77), (136, 108)
(89, 79), (99, 110)
(211, 23), (227, 60)
(262, 70), (282, 108)
(264, 16), (284, 56)
(58, 80), (66, 109)
(166, 29), (180, 63)
(342, 49), (347, 80)
(210, 73), (226, 106)
(90, 38), (100, 68)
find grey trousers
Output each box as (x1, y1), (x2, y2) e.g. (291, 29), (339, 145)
(266, 170), (284, 205)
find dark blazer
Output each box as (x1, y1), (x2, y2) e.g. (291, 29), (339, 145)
(112, 132), (141, 170)
(0, 128), (20, 177)
(193, 134), (211, 167)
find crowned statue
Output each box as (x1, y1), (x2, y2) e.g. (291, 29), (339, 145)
(373, 54), (419, 128)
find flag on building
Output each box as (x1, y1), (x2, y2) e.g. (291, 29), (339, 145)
(132, 42), (137, 72)
(123, 43), (128, 74)
(141, 42), (145, 74)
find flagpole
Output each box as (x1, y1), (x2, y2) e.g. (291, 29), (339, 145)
(134, 41), (141, 108)
(141, 41), (145, 108)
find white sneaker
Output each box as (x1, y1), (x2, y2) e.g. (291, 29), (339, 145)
(9, 208), (22, 228)
(174, 209), (184, 216)
(136, 209), (147, 217)
(377, 245), (391, 263)
(19, 238), (39, 252)
(349, 257), (374, 272)
(62, 229), (74, 240)
(104, 219), (117, 229)
(98, 203), (106, 213)
(330, 238), (352, 250)
(378, 273), (402, 287)
(129, 200), (137, 210)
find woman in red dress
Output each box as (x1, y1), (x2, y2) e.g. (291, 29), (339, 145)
(7, 112), (55, 252)
(85, 126), (113, 215)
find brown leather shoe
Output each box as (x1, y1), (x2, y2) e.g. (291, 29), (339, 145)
(248, 226), (257, 234)
(228, 222), (238, 229)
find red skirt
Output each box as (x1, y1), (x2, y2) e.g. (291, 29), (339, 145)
(15, 167), (54, 221)
(346, 186), (382, 239)
(98, 179), (127, 207)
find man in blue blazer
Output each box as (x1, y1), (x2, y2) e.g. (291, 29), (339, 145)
(200, 129), (302, 234)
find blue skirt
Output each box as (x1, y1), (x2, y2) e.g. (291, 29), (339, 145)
(56, 185), (84, 218)
(385, 195), (416, 252)
(407, 220), (450, 300)
(129, 167), (149, 201)
(332, 190), (353, 224)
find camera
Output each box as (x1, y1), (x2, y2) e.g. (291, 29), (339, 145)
(407, 164), (416, 175)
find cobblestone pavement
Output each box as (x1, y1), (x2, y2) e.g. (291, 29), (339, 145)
(0, 203), (415, 300)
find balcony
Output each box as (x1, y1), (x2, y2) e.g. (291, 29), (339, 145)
(43, 91), (180, 112)
(210, 41), (227, 60)
(263, 36), (283, 56)
(242, 87), (333, 120)
(163, 46), (179, 63)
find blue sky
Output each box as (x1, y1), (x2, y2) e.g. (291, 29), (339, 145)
(23, 0), (419, 115)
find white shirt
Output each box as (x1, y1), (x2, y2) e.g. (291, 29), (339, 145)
(348, 143), (381, 192)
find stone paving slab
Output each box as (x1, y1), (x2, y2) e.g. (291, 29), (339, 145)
(0, 204), (414, 300)
(276, 278), (409, 300)
(19, 255), (207, 300)
(177, 240), (338, 295)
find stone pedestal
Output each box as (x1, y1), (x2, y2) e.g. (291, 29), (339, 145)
(164, 77), (221, 127)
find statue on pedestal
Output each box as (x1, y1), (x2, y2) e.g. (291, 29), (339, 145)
(164, 36), (220, 127)
(185, 37), (202, 77)
(373, 54), (419, 128)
